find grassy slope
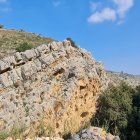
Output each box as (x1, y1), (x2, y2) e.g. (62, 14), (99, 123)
(0, 29), (54, 58)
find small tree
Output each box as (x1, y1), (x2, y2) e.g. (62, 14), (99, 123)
(92, 82), (133, 135)
(126, 85), (140, 140)
(66, 38), (78, 48)
(0, 24), (4, 29)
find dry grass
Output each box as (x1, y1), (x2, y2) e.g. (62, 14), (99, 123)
(0, 29), (54, 58)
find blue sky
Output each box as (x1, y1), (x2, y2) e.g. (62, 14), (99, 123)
(0, 0), (140, 74)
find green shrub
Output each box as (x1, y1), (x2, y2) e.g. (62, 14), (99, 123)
(0, 131), (9, 140)
(10, 125), (26, 139)
(126, 85), (140, 140)
(37, 122), (46, 137)
(0, 24), (4, 29)
(91, 83), (140, 140)
(25, 106), (29, 117)
(91, 82), (133, 135)
(0, 125), (26, 140)
(16, 42), (33, 52)
(46, 125), (54, 137)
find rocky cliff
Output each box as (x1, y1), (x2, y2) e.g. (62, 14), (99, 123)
(0, 40), (108, 138)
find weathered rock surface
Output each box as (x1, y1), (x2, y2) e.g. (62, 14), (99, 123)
(0, 40), (108, 137)
(70, 127), (120, 140)
(5, 127), (119, 140)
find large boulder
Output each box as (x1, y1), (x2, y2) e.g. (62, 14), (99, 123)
(0, 40), (108, 138)
(70, 127), (120, 140)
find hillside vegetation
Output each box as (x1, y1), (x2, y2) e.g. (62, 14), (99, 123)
(0, 29), (54, 58)
(92, 83), (140, 140)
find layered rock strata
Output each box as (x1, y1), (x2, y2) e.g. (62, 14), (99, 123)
(0, 40), (108, 137)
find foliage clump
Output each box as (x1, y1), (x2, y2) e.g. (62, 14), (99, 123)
(16, 42), (33, 52)
(0, 125), (26, 140)
(0, 24), (4, 29)
(91, 82), (140, 140)
(0, 131), (9, 140)
(66, 38), (78, 48)
(126, 85), (140, 140)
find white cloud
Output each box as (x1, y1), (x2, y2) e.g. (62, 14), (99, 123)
(88, 8), (116, 23)
(0, 0), (11, 13)
(113, 0), (134, 17)
(0, 0), (7, 3)
(88, 0), (134, 24)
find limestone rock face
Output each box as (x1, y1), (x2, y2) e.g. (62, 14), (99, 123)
(0, 40), (108, 137)
(70, 127), (120, 140)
